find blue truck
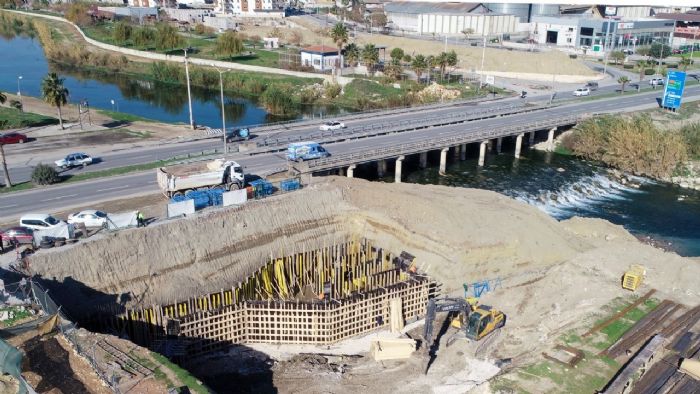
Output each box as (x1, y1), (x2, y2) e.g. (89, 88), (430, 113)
(287, 141), (330, 162)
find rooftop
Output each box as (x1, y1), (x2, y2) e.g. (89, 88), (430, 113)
(654, 12), (700, 23)
(384, 2), (490, 16)
(301, 45), (339, 54)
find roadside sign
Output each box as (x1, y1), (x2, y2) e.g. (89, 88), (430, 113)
(593, 45), (601, 52)
(605, 6), (617, 16)
(485, 75), (495, 85)
(662, 70), (687, 110)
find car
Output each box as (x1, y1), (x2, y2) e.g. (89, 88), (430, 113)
(55, 153), (93, 169)
(649, 78), (665, 86)
(18, 214), (65, 231)
(573, 88), (591, 97)
(585, 81), (599, 91)
(319, 121), (346, 131)
(67, 210), (109, 228)
(0, 227), (34, 245)
(0, 132), (28, 145)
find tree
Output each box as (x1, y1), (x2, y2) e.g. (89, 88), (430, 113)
(330, 23), (348, 73)
(446, 50), (458, 75)
(402, 54), (412, 63)
(462, 28), (474, 41)
(250, 35), (261, 49)
(435, 52), (450, 81)
(9, 100), (22, 112)
(618, 76), (630, 94)
(610, 50), (625, 65)
(41, 73), (69, 130)
(31, 163), (59, 185)
(384, 62), (403, 81)
(154, 23), (183, 51)
(636, 59), (649, 81)
(390, 47), (404, 64)
(680, 57), (693, 71)
(361, 43), (379, 75)
(65, 2), (92, 26)
(0, 142), (10, 188)
(649, 43), (671, 60)
(344, 42), (359, 66)
(636, 47), (651, 59)
(215, 30), (244, 58)
(369, 12), (387, 31)
(112, 21), (132, 44)
(411, 54), (428, 82)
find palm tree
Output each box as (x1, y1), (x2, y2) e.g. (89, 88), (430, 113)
(330, 23), (348, 75)
(636, 60), (649, 81)
(411, 54), (428, 83)
(618, 76), (630, 94)
(679, 57), (693, 71)
(344, 43), (360, 67)
(361, 43), (379, 76)
(41, 73), (69, 130)
(436, 52), (449, 81)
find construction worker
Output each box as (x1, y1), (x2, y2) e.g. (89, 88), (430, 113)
(136, 211), (145, 228)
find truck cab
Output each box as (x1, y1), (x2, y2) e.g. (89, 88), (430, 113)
(287, 142), (330, 162)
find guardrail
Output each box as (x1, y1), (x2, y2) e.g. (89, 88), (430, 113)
(251, 103), (544, 153)
(297, 114), (585, 172)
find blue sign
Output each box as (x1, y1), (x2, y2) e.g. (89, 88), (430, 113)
(662, 70), (686, 110)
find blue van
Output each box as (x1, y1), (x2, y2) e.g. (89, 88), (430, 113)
(287, 141), (330, 162)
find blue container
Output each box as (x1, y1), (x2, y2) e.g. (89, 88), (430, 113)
(280, 178), (300, 192)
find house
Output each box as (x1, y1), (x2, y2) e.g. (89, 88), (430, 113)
(300, 45), (342, 72)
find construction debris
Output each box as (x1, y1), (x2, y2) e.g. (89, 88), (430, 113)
(680, 358), (700, 380)
(370, 338), (416, 361)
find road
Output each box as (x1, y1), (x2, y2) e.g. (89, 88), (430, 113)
(2, 84), (698, 221)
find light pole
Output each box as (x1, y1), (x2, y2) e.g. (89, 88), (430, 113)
(110, 99), (115, 111)
(217, 69), (229, 154)
(478, 34), (486, 94)
(602, 16), (613, 77)
(183, 47), (195, 130)
(17, 76), (22, 112)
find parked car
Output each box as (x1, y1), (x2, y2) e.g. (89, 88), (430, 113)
(573, 87), (591, 97)
(67, 210), (109, 228)
(0, 227), (34, 245)
(585, 81), (599, 91)
(19, 214), (66, 231)
(0, 132), (28, 145)
(649, 78), (665, 86)
(55, 153), (93, 169)
(319, 121), (346, 131)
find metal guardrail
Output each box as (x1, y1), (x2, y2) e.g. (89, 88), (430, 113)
(252, 103), (543, 153)
(298, 114), (585, 172)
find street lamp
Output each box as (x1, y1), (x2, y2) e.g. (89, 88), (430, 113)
(183, 47), (195, 130)
(110, 99), (115, 111)
(217, 69), (229, 154)
(16, 76), (22, 112)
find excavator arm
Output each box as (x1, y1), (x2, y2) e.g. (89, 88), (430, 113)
(422, 297), (470, 352)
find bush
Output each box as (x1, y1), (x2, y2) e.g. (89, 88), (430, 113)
(260, 84), (297, 115)
(644, 68), (655, 75)
(681, 123), (700, 158)
(31, 163), (59, 185)
(623, 64), (634, 69)
(569, 54), (577, 59)
(324, 83), (342, 99)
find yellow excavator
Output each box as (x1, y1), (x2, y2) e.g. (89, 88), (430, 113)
(422, 297), (505, 373)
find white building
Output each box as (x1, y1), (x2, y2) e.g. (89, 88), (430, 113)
(215, 0), (285, 17)
(300, 45), (342, 72)
(530, 16), (579, 47)
(384, 2), (520, 36)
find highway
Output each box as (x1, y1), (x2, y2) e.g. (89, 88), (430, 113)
(1, 84), (699, 221)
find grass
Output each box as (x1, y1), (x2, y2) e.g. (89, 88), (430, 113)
(150, 352), (209, 394)
(0, 107), (58, 130)
(97, 109), (158, 123)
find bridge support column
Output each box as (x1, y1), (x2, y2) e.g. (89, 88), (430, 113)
(378, 160), (387, 178)
(439, 148), (449, 176)
(478, 141), (487, 167)
(347, 165), (356, 178)
(496, 137), (502, 154)
(395, 156), (405, 183)
(547, 127), (557, 152)
(515, 133), (524, 159)
(460, 144), (467, 160)
(338, 167), (345, 177)
(419, 152), (428, 169)
(453, 145), (460, 160)
(529, 131), (535, 145)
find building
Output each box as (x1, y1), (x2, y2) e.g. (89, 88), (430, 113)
(215, 0), (284, 17)
(655, 12), (700, 46)
(300, 45), (342, 72)
(530, 16), (579, 46)
(384, 2), (519, 36)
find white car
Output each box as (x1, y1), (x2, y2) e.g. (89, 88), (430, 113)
(649, 78), (665, 86)
(573, 88), (591, 97)
(67, 210), (109, 228)
(319, 121), (346, 131)
(19, 214), (66, 231)
(55, 153), (93, 169)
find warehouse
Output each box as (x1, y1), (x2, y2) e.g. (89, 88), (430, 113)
(384, 2), (519, 36)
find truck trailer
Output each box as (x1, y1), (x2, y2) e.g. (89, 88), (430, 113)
(157, 159), (244, 198)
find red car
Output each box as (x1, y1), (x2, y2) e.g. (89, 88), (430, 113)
(0, 133), (28, 144)
(1, 226), (34, 245)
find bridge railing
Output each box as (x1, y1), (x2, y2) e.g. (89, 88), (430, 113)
(298, 114), (586, 172)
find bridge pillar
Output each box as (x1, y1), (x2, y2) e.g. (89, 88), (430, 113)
(460, 144), (467, 160)
(395, 155), (405, 183)
(338, 167), (345, 177)
(439, 148), (449, 176)
(547, 127), (557, 152)
(529, 131), (535, 145)
(478, 141), (488, 167)
(347, 164), (356, 178)
(453, 145), (460, 160)
(496, 137), (503, 154)
(419, 152), (428, 169)
(378, 159), (387, 178)
(515, 133), (524, 159)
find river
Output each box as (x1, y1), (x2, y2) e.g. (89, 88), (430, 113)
(0, 35), (345, 127)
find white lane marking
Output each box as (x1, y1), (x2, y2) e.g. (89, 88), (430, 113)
(0, 205), (18, 209)
(147, 180), (158, 184)
(128, 155), (153, 160)
(41, 193), (78, 202)
(96, 185), (131, 192)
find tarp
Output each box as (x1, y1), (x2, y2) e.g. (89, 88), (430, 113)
(106, 211), (138, 230)
(0, 338), (29, 393)
(33, 223), (74, 246)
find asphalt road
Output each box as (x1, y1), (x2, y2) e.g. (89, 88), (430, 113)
(1, 85), (698, 221)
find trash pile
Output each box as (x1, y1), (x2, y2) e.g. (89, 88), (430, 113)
(417, 83), (461, 102)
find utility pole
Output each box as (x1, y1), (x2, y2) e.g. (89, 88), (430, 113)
(602, 16), (612, 77)
(218, 69), (228, 154)
(479, 34), (486, 94)
(184, 48), (195, 130)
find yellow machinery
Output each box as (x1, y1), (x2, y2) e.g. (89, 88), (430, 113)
(622, 264), (646, 291)
(451, 304), (506, 341)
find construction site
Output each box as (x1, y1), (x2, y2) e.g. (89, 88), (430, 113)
(8, 176), (700, 393)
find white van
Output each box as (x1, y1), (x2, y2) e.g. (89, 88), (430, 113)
(19, 214), (66, 231)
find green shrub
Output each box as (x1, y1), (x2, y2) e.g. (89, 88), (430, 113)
(31, 163), (59, 185)
(623, 64), (634, 69)
(260, 84), (297, 115)
(150, 61), (182, 83)
(681, 123), (700, 158)
(324, 83), (342, 99)
(644, 68), (655, 75)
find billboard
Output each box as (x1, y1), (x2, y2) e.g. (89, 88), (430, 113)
(662, 70), (687, 110)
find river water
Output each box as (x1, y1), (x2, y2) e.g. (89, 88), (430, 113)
(0, 35), (344, 127)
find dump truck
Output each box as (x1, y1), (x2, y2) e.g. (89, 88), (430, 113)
(157, 158), (244, 198)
